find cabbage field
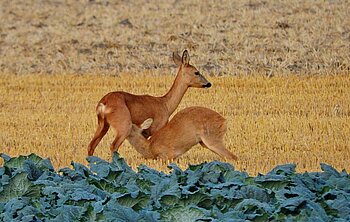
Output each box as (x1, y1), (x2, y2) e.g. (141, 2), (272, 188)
(1, 153), (349, 221)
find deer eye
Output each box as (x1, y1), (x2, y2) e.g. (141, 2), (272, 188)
(194, 71), (200, 76)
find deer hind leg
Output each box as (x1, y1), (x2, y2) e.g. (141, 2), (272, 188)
(199, 141), (208, 148)
(107, 108), (132, 154)
(157, 152), (178, 161)
(201, 137), (238, 161)
(88, 114), (110, 156)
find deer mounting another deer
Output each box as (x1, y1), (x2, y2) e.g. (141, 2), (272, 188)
(88, 50), (211, 156)
(127, 106), (238, 161)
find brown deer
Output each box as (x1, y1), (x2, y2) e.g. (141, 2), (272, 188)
(127, 106), (238, 161)
(88, 50), (211, 156)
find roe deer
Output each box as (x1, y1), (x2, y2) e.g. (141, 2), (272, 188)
(88, 50), (211, 156)
(127, 106), (238, 161)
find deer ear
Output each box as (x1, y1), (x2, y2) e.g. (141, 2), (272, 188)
(141, 118), (153, 130)
(182, 50), (190, 65)
(173, 52), (182, 66)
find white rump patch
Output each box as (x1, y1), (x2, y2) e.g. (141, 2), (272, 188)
(97, 103), (111, 117)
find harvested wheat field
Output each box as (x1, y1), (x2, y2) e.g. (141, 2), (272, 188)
(1, 73), (349, 175)
(1, 0), (350, 176)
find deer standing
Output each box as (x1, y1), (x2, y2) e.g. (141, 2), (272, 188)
(127, 106), (238, 161)
(88, 50), (211, 156)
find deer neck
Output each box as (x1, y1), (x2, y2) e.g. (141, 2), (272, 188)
(127, 131), (153, 158)
(163, 71), (188, 115)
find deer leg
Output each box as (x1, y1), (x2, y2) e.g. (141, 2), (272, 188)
(110, 132), (129, 154)
(199, 141), (208, 148)
(88, 115), (110, 156)
(107, 108), (132, 154)
(158, 152), (178, 161)
(201, 138), (238, 161)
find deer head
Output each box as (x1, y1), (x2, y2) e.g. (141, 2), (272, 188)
(173, 50), (211, 88)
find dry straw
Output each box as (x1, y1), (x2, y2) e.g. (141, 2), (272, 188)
(1, 0), (350, 174)
(1, 74), (349, 175)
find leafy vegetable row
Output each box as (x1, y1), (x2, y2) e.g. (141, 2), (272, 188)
(0, 153), (349, 221)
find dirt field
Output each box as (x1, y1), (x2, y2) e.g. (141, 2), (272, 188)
(1, 0), (349, 75)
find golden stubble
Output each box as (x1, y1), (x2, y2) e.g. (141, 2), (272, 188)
(1, 73), (349, 175)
